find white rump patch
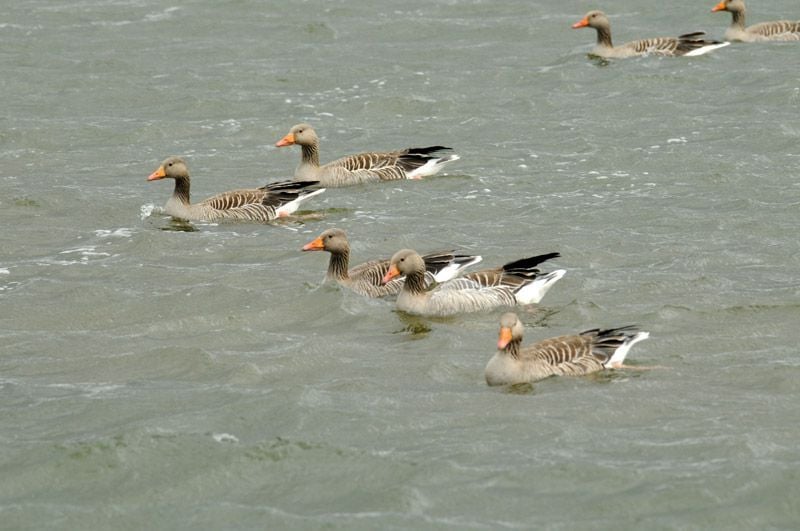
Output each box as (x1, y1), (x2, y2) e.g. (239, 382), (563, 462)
(683, 42), (730, 57)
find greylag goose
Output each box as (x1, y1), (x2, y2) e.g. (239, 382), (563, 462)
(711, 0), (800, 42)
(147, 156), (324, 223)
(572, 10), (730, 57)
(302, 228), (482, 298)
(275, 123), (460, 187)
(381, 250), (565, 317)
(485, 312), (650, 386)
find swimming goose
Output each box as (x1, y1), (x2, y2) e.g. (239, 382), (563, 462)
(275, 123), (460, 187)
(572, 10), (730, 58)
(382, 250), (565, 317)
(485, 312), (650, 386)
(147, 156), (324, 223)
(302, 228), (482, 298)
(711, 0), (800, 42)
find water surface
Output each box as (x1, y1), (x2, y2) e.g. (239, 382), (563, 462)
(2, 0), (799, 528)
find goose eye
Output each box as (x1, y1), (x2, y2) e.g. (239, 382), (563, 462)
(168, 162), (173, 166)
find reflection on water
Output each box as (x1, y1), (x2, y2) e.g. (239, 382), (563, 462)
(392, 311), (434, 338)
(504, 382), (536, 394)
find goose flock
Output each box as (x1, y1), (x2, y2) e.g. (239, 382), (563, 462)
(147, 1), (797, 387)
(571, 1), (798, 59)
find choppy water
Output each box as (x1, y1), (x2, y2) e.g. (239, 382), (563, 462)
(2, 0), (800, 529)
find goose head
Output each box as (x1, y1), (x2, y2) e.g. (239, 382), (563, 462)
(497, 312), (524, 350)
(711, 0), (744, 14)
(302, 228), (350, 254)
(147, 156), (189, 181)
(275, 123), (319, 148)
(382, 249), (425, 284)
(571, 10), (610, 31)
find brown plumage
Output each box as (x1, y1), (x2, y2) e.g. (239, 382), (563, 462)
(147, 156), (324, 223)
(275, 123), (460, 187)
(485, 313), (650, 386)
(572, 10), (729, 58)
(459, 253), (560, 293)
(712, 0), (800, 42)
(302, 228), (482, 298)
(382, 250), (565, 317)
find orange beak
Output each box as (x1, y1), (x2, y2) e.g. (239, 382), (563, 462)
(275, 133), (295, 147)
(497, 327), (513, 349)
(571, 17), (589, 29)
(147, 165), (166, 181)
(302, 236), (324, 251)
(381, 264), (401, 285)
(711, 1), (727, 12)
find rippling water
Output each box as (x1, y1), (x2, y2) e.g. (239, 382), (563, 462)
(2, 0), (800, 528)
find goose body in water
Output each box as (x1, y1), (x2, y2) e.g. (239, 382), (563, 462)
(711, 0), (800, 42)
(382, 249), (565, 317)
(302, 228), (482, 298)
(485, 312), (650, 386)
(572, 10), (730, 58)
(275, 123), (460, 187)
(147, 156), (324, 223)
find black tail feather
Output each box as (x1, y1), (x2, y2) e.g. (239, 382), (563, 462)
(502, 252), (561, 273)
(260, 179), (321, 192)
(405, 146), (453, 156)
(678, 31), (706, 39)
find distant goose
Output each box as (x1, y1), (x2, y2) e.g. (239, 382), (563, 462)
(382, 249), (565, 317)
(711, 0), (800, 42)
(275, 123), (460, 187)
(485, 312), (650, 386)
(302, 228), (482, 298)
(572, 10), (730, 58)
(147, 156), (324, 223)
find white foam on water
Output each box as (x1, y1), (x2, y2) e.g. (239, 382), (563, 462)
(47, 382), (125, 398)
(60, 247), (111, 259)
(140, 204), (158, 219)
(212, 433), (239, 444)
(144, 7), (181, 22)
(95, 228), (133, 238)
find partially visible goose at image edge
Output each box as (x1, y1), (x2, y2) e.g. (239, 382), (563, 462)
(382, 249), (566, 317)
(485, 312), (650, 386)
(275, 123), (460, 187)
(147, 156), (325, 223)
(572, 10), (730, 58)
(302, 228), (483, 298)
(711, 0), (800, 42)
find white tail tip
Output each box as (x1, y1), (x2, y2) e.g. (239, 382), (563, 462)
(432, 255), (483, 283)
(276, 188), (325, 216)
(514, 269), (566, 305)
(406, 154), (461, 180)
(684, 42), (730, 57)
(606, 331), (650, 369)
